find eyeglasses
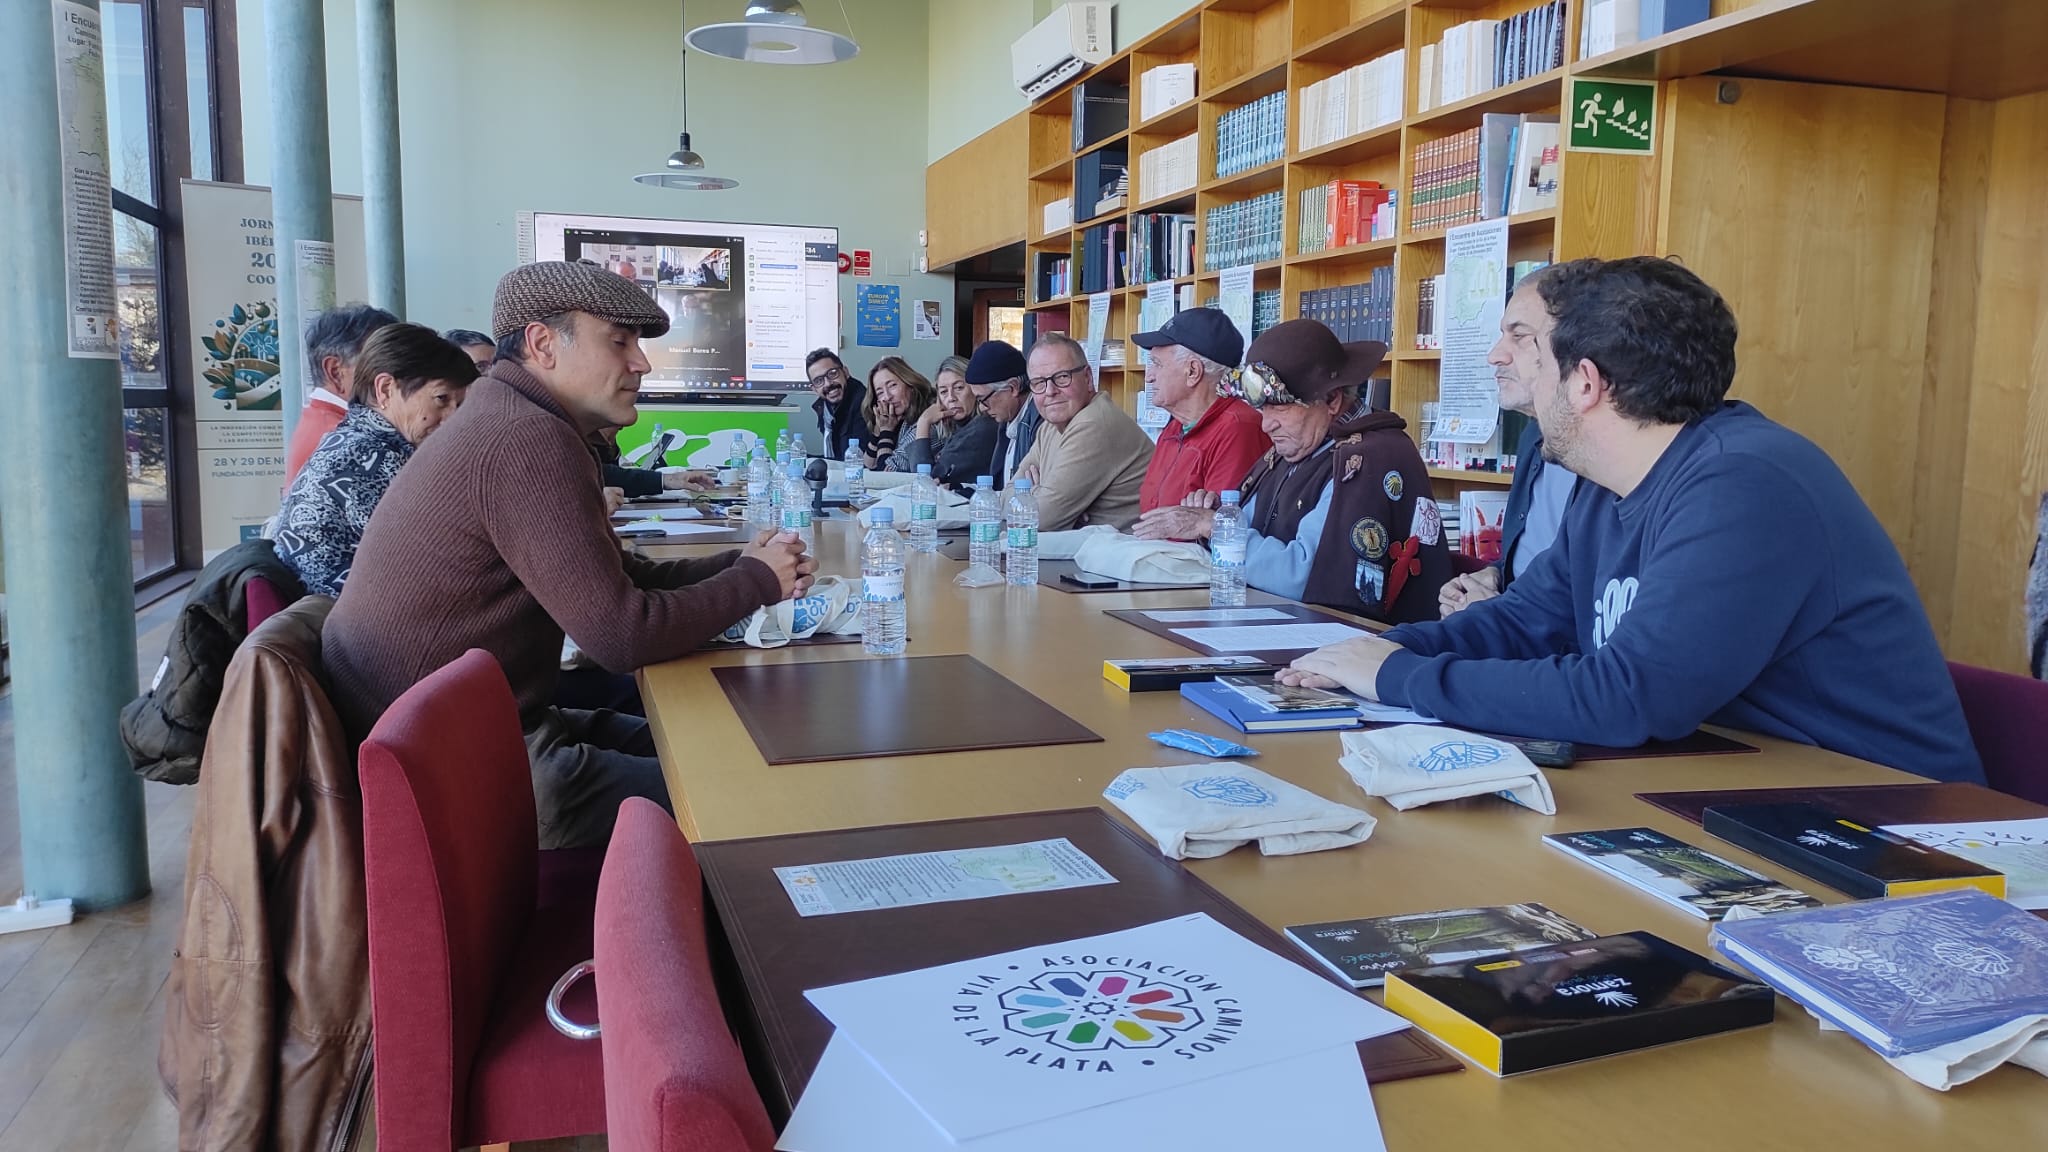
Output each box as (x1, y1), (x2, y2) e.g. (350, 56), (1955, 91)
(1027, 366), (1089, 395)
(808, 366), (847, 389)
(1224, 362), (1300, 409)
(970, 380), (1016, 411)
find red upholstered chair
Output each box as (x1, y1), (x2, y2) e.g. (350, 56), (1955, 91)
(1948, 661), (2048, 807)
(243, 574), (290, 630)
(358, 649), (608, 1150)
(547, 798), (775, 1152)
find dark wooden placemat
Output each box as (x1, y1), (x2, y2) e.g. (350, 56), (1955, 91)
(696, 807), (1459, 1121)
(1104, 603), (1374, 666)
(711, 654), (1101, 765)
(704, 631), (864, 651)
(1353, 725), (1757, 763)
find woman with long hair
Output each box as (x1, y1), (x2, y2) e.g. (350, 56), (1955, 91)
(860, 356), (937, 472)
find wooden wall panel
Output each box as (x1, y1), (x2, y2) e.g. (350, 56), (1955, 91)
(1659, 77), (1944, 551)
(926, 111), (1029, 270)
(1946, 90), (2048, 670)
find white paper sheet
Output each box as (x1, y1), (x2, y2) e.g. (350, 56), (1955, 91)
(1436, 216), (1508, 444)
(1171, 623), (1368, 652)
(774, 839), (1117, 918)
(1881, 819), (2048, 910)
(1353, 700), (1440, 725)
(612, 506), (704, 521)
(613, 519), (732, 538)
(1143, 608), (1292, 623)
(777, 1035), (1383, 1152)
(801, 913), (1408, 1141)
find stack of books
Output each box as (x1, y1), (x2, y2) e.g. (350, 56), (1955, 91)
(1138, 61), (1196, 120)
(1298, 180), (1393, 254)
(1409, 127), (1482, 231)
(1299, 267), (1394, 347)
(1077, 220), (1127, 293)
(1414, 274), (1441, 349)
(1296, 49), (1405, 152)
(1416, 0), (1567, 113)
(1041, 196), (1072, 236)
(1214, 91), (1287, 178)
(1129, 211), (1196, 284)
(1287, 903), (1598, 989)
(1035, 252), (1073, 301)
(1137, 133), (1198, 202)
(1071, 79), (1128, 151)
(1201, 190), (1284, 270)
(1181, 676), (1364, 733)
(1252, 288), (1281, 338)
(1579, 0), (1710, 59)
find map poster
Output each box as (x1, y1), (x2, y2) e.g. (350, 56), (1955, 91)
(774, 838), (1116, 917)
(1435, 215), (1508, 444)
(181, 181), (364, 554)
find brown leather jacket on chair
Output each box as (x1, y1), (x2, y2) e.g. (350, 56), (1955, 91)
(160, 596), (373, 1152)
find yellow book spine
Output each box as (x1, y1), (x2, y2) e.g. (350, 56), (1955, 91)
(1102, 661), (1132, 690)
(1383, 970), (1505, 1075)
(1887, 873), (2007, 899)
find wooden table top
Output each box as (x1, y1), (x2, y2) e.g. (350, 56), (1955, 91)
(639, 521), (2048, 1151)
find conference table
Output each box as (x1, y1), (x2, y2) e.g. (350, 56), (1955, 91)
(637, 518), (2047, 1151)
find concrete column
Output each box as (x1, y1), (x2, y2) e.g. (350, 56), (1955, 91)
(0, 0), (150, 908)
(267, 0), (336, 440)
(357, 0), (405, 316)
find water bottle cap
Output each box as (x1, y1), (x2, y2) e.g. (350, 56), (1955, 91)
(976, 475), (993, 488)
(1220, 490), (1241, 506)
(1015, 477), (1033, 492)
(916, 464), (933, 476)
(870, 507), (895, 523)
(849, 439), (861, 450)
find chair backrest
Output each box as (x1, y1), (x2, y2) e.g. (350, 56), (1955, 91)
(1948, 661), (2048, 806)
(243, 574), (291, 631)
(595, 798), (776, 1152)
(1449, 552), (1490, 577)
(358, 649), (541, 1152)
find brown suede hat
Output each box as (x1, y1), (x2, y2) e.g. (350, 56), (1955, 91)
(491, 259), (672, 341)
(1244, 318), (1388, 403)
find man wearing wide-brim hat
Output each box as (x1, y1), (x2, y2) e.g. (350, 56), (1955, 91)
(1135, 318), (1450, 624)
(325, 260), (813, 849)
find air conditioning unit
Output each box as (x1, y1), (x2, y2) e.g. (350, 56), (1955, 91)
(1012, 3), (1114, 100)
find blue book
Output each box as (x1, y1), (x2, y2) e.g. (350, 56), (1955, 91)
(1711, 888), (2048, 1057)
(1180, 679), (1363, 733)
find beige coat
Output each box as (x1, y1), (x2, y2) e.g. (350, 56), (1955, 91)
(1017, 390), (1154, 531)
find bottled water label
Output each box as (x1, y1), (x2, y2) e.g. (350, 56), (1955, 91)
(1212, 541), (1247, 565)
(913, 502), (938, 523)
(970, 522), (1001, 543)
(1007, 526), (1038, 549)
(781, 507), (812, 531)
(862, 571), (906, 602)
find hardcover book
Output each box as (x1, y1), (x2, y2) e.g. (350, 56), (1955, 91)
(1215, 675), (1359, 713)
(1384, 931), (1775, 1075)
(1286, 903), (1597, 988)
(1180, 680), (1362, 733)
(1710, 888), (2048, 1057)
(1702, 802), (2006, 900)
(1544, 827), (1820, 920)
(1101, 655), (1275, 692)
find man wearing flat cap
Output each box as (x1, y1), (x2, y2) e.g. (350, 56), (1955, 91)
(325, 260), (812, 848)
(1135, 318), (1449, 624)
(962, 339), (1041, 490)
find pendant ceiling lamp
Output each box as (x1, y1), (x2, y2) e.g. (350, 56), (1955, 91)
(636, 1), (739, 189)
(686, 0), (860, 65)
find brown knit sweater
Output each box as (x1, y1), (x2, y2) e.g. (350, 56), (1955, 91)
(323, 361), (780, 736)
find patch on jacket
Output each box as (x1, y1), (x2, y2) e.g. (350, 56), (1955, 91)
(1354, 561), (1386, 604)
(1342, 454), (1365, 482)
(1350, 517), (1389, 561)
(1414, 497), (1443, 546)
(1382, 470), (1404, 500)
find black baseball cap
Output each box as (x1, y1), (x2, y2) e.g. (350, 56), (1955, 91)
(1132, 308), (1245, 369)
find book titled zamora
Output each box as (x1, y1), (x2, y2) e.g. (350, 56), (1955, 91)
(1383, 932), (1774, 1075)
(1701, 802), (2006, 900)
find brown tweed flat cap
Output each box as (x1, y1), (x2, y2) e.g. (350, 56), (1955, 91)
(491, 259), (671, 341)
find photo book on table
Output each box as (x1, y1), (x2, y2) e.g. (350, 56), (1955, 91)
(1544, 827), (1820, 920)
(1286, 903), (1597, 988)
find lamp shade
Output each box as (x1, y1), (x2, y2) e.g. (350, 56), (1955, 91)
(685, 0), (859, 64)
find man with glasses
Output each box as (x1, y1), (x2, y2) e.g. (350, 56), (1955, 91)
(806, 348), (871, 459)
(1012, 332), (1154, 531)
(1134, 319), (1448, 623)
(962, 340), (1040, 490)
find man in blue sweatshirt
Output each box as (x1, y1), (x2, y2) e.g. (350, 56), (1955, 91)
(1279, 257), (1983, 783)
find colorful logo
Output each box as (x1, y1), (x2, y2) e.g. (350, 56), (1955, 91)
(998, 970), (1205, 1052)
(200, 302), (282, 411)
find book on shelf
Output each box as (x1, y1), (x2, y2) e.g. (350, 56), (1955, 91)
(1458, 490), (1510, 562)
(1297, 49), (1405, 153)
(1021, 309), (1069, 350)
(1384, 931), (1775, 1076)
(1130, 211), (1196, 284)
(1214, 90), (1287, 179)
(1409, 128), (1481, 232)
(1201, 190), (1284, 271)
(1544, 827), (1822, 921)
(1709, 889), (2048, 1059)
(1701, 802), (2008, 900)
(1074, 147), (1127, 224)
(1180, 679), (1362, 734)
(1507, 116), (1560, 214)
(1286, 903), (1598, 989)
(1297, 180), (1392, 255)
(1095, 169), (1129, 216)
(1071, 78), (1129, 152)
(1077, 220), (1127, 294)
(1252, 288), (1281, 338)
(1420, 1), (1566, 112)
(1139, 61), (1196, 120)
(1137, 133), (1198, 202)
(1300, 267), (1394, 354)
(1581, 0), (1711, 58)
(1102, 655), (1275, 692)
(1034, 252), (1073, 302)
(1041, 196), (1072, 235)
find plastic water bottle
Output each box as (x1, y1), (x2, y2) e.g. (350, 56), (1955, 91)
(861, 508), (908, 656)
(844, 438), (867, 503)
(1209, 490), (1247, 607)
(968, 475), (1002, 570)
(745, 448), (773, 529)
(775, 427), (792, 460)
(1005, 478), (1039, 587)
(907, 464), (939, 554)
(778, 460), (813, 553)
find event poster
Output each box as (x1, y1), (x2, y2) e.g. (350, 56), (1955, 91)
(51, 0), (118, 359)
(856, 283), (900, 347)
(1435, 216), (1508, 444)
(181, 180), (364, 554)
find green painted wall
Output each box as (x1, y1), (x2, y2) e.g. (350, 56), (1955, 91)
(238, 0), (956, 381)
(925, 0), (1195, 163)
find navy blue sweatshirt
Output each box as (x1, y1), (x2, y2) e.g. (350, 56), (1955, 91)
(1376, 402), (1983, 783)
